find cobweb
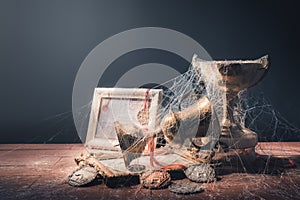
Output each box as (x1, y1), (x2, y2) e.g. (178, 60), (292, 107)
(124, 56), (300, 198)
(237, 91), (300, 142)
(153, 62), (221, 150)
(43, 55), (300, 199)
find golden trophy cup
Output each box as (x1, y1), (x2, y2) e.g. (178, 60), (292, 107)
(192, 55), (269, 149)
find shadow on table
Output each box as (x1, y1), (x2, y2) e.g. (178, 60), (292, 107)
(213, 150), (300, 176)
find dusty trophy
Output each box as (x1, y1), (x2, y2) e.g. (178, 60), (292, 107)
(160, 95), (212, 145)
(192, 54), (269, 149)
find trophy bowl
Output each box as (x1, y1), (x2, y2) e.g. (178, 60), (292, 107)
(192, 55), (269, 149)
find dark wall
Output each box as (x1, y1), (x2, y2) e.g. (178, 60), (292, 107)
(0, 0), (299, 143)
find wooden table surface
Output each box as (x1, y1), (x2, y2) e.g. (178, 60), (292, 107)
(0, 143), (300, 200)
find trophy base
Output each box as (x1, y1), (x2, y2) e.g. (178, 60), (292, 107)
(219, 126), (258, 149)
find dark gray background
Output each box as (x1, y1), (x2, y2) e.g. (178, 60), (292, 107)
(0, 0), (299, 143)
